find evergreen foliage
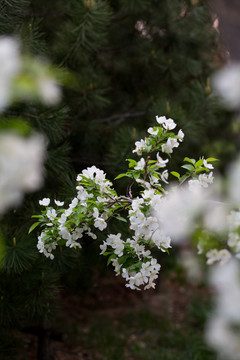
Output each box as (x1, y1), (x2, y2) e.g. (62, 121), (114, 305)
(0, 0), (236, 358)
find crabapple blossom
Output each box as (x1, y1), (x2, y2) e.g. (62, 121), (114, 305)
(54, 200), (64, 206)
(32, 114), (216, 291)
(39, 198), (50, 206)
(134, 158), (146, 170)
(147, 127), (158, 135)
(161, 137), (179, 154)
(132, 139), (147, 155)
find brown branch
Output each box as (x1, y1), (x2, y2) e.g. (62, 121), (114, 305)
(91, 111), (146, 125)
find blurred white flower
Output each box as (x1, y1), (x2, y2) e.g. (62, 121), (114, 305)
(212, 62), (240, 109)
(178, 249), (203, 284)
(203, 200), (228, 233)
(38, 76), (61, 105)
(153, 184), (205, 241)
(206, 260), (240, 359)
(228, 156), (240, 207)
(0, 132), (46, 213)
(0, 37), (21, 110)
(206, 248), (220, 265)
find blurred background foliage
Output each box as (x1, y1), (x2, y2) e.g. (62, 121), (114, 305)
(0, 0), (236, 358)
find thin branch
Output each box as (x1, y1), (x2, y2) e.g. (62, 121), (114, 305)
(92, 110), (146, 125)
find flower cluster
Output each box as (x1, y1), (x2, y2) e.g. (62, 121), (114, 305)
(31, 115), (215, 290)
(35, 165), (119, 259)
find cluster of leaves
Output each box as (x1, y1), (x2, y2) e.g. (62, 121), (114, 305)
(172, 156), (218, 184)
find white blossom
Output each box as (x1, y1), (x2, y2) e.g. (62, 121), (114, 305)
(0, 132), (46, 214)
(46, 209), (57, 221)
(177, 129), (184, 142)
(160, 170), (169, 184)
(54, 200), (64, 206)
(155, 115), (176, 130)
(94, 217), (107, 231)
(198, 172), (214, 188)
(161, 137), (179, 154)
(39, 198), (50, 206)
(156, 152), (168, 168)
(203, 158), (214, 169)
(132, 139), (147, 155)
(206, 249), (220, 265)
(134, 158), (146, 170)
(147, 127), (158, 135)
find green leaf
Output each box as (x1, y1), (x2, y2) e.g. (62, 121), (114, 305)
(180, 174), (189, 184)
(133, 171), (141, 180)
(115, 214), (128, 223)
(184, 157), (196, 165)
(171, 171), (180, 180)
(206, 157), (218, 162)
(195, 167), (207, 174)
(181, 164), (195, 172)
(102, 251), (112, 256)
(126, 159), (137, 168)
(161, 246), (170, 255)
(131, 261), (142, 271)
(115, 173), (128, 180)
(28, 222), (40, 234)
(57, 239), (66, 246)
(118, 254), (129, 264)
(31, 215), (43, 219)
(195, 159), (203, 168)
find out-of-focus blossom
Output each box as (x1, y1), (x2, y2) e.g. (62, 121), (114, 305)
(212, 62), (240, 109)
(0, 132), (46, 213)
(153, 184), (205, 241)
(178, 249), (203, 284)
(0, 37), (21, 110)
(206, 260), (240, 360)
(228, 156), (240, 207)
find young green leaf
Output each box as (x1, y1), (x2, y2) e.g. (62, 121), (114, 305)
(28, 222), (40, 234)
(181, 164), (195, 172)
(195, 159), (204, 168)
(115, 173), (128, 180)
(184, 157), (196, 164)
(115, 214), (128, 223)
(171, 171), (180, 180)
(206, 157), (218, 162)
